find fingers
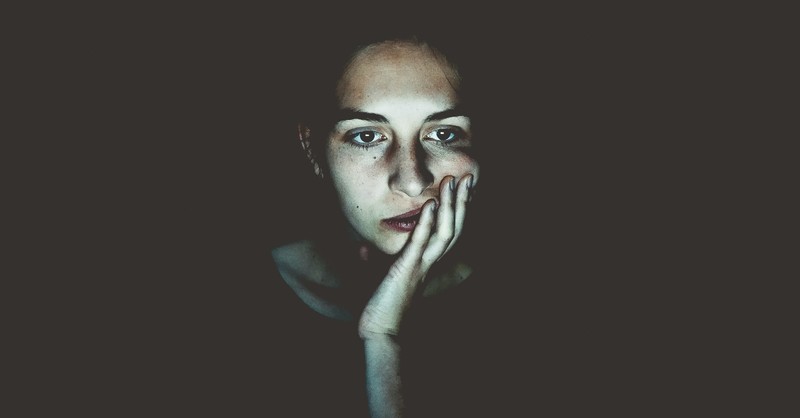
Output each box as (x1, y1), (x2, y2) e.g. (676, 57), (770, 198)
(395, 173), (474, 272)
(395, 198), (437, 268)
(424, 176), (457, 263)
(445, 174), (473, 254)
(359, 175), (473, 338)
(361, 199), (437, 337)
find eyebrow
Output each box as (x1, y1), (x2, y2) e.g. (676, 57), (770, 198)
(424, 107), (469, 122)
(334, 109), (388, 124)
(333, 106), (469, 125)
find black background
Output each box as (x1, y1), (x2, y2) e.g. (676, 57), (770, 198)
(12, 4), (785, 416)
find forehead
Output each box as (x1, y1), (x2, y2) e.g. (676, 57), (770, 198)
(336, 41), (461, 107)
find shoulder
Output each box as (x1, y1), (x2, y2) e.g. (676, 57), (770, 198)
(271, 239), (323, 291)
(271, 240), (315, 269)
(271, 240), (353, 320)
(271, 239), (339, 285)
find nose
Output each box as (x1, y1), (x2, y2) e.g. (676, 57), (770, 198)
(388, 141), (434, 197)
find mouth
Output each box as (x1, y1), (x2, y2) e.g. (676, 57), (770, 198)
(382, 207), (423, 233)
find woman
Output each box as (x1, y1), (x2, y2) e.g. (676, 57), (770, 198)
(267, 29), (501, 417)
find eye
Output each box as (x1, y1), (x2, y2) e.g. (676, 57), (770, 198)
(347, 130), (386, 147)
(424, 128), (464, 143)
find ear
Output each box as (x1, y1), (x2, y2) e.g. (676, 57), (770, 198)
(297, 124), (323, 179)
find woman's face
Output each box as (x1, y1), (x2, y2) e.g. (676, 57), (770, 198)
(323, 41), (480, 255)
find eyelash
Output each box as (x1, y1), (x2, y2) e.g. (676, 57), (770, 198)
(424, 127), (466, 144)
(345, 130), (387, 149)
(344, 127), (468, 150)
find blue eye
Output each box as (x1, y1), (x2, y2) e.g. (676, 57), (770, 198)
(347, 130), (385, 147)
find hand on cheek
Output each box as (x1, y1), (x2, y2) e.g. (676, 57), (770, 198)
(424, 174), (473, 263)
(358, 174), (474, 339)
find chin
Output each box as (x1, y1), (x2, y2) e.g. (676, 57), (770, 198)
(374, 235), (411, 256)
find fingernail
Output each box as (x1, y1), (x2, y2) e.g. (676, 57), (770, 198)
(449, 177), (456, 191)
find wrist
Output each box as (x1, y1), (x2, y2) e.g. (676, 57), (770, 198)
(359, 325), (400, 341)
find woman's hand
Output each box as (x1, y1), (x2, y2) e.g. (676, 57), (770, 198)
(358, 174), (474, 339)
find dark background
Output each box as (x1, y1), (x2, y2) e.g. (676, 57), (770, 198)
(13, 5), (784, 416)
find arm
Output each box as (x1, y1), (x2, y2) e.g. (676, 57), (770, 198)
(364, 334), (404, 417)
(359, 174), (473, 417)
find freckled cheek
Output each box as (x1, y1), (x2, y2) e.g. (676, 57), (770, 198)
(329, 165), (383, 221)
(328, 153), (372, 192)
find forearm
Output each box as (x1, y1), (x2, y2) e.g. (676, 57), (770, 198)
(359, 178), (470, 416)
(364, 334), (404, 418)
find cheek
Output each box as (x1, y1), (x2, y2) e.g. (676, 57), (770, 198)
(328, 153), (362, 193)
(327, 148), (387, 197)
(329, 163), (380, 213)
(434, 154), (480, 181)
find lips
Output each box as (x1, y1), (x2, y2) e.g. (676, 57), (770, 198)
(382, 207), (423, 233)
